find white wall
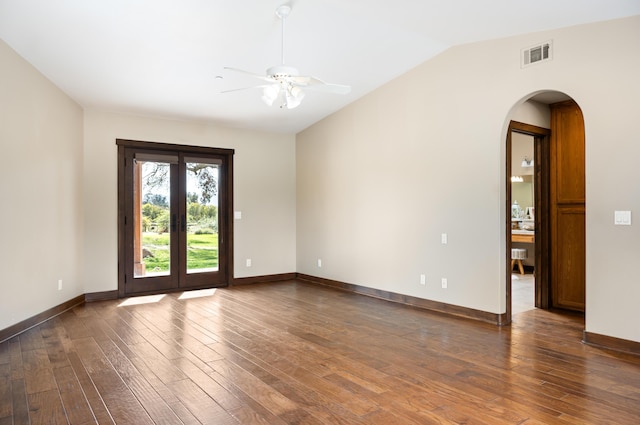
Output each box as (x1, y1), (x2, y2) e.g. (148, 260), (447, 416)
(297, 16), (640, 343)
(0, 40), (84, 329)
(83, 110), (297, 293)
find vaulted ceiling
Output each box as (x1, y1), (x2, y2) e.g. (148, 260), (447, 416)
(1, 0), (638, 133)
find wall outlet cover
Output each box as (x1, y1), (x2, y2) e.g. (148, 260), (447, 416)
(614, 210), (631, 225)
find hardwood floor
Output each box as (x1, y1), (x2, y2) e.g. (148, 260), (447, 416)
(1, 280), (639, 424)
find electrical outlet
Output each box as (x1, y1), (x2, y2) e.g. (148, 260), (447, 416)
(246, 259), (252, 267)
(441, 278), (448, 289)
(58, 279), (63, 291)
(420, 274), (426, 285)
(441, 233), (448, 244)
(317, 259), (322, 268)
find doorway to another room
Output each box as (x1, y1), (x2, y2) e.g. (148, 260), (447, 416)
(507, 121), (550, 319)
(510, 131), (536, 314)
(505, 94), (586, 325)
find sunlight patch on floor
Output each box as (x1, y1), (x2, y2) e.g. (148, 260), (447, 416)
(118, 294), (166, 306)
(178, 288), (217, 300)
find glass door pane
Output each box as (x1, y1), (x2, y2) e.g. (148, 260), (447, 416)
(134, 158), (174, 278)
(185, 160), (220, 274)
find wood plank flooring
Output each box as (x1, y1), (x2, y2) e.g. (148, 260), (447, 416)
(1, 280), (639, 424)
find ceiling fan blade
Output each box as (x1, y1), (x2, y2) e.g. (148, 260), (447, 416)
(288, 75), (312, 85)
(290, 75), (351, 94)
(304, 82), (352, 95)
(221, 84), (271, 94)
(224, 67), (273, 83)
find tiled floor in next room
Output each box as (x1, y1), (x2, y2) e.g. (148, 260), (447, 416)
(512, 272), (535, 315)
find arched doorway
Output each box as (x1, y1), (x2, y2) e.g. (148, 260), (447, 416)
(504, 92), (586, 325)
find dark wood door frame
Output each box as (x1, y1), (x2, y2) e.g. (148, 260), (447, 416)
(117, 139), (235, 298)
(505, 121), (551, 325)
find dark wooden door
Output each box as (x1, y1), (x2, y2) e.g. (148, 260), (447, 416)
(117, 140), (234, 297)
(550, 101), (585, 311)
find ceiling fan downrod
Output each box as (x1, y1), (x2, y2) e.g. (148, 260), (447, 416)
(275, 5), (291, 66)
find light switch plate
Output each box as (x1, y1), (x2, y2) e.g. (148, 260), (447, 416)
(614, 210), (631, 225)
(234, 211), (242, 220)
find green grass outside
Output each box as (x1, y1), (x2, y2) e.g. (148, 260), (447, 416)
(142, 233), (218, 272)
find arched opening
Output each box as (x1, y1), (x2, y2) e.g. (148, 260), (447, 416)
(504, 91), (586, 326)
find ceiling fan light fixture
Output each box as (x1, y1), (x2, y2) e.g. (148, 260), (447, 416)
(285, 85), (305, 109)
(262, 84), (280, 106)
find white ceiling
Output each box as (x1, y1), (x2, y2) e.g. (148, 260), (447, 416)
(1, 0), (639, 133)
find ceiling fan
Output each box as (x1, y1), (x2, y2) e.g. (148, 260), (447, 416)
(223, 4), (351, 109)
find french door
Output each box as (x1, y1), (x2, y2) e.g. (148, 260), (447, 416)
(117, 140), (234, 297)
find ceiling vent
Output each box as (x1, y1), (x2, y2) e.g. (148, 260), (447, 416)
(521, 40), (552, 68)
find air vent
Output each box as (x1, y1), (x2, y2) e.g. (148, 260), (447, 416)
(521, 40), (552, 67)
